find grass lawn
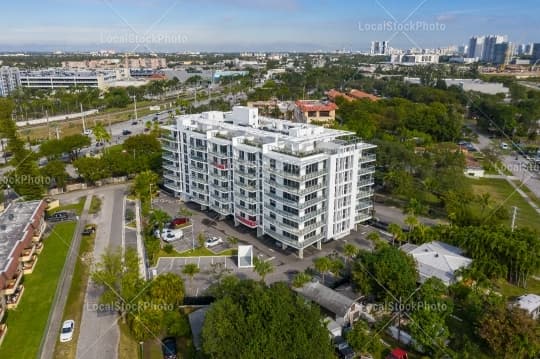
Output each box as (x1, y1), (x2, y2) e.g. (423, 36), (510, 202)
(492, 277), (540, 298)
(48, 196), (86, 216)
(467, 178), (540, 232)
(0, 222), (77, 359)
(88, 195), (102, 215)
(118, 321), (140, 359)
(513, 180), (540, 208)
(53, 230), (96, 359)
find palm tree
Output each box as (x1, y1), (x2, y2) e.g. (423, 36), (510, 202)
(404, 214), (419, 243)
(387, 223), (404, 246)
(197, 232), (206, 248)
(292, 272), (312, 288)
(313, 257), (332, 284)
(253, 257), (274, 283)
(150, 273), (185, 307)
(343, 243), (359, 263)
(227, 236), (239, 246)
(149, 209), (171, 238)
(93, 122), (111, 145)
(182, 263), (200, 292)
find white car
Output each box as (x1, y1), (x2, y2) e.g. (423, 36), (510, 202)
(158, 229), (183, 242)
(60, 319), (75, 342)
(82, 129), (92, 136)
(204, 236), (223, 248)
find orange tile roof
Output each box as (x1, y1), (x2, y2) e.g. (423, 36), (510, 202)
(349, 89), (380, 101)
(295, 100), (338, 112)
(326, 89), (354, 102)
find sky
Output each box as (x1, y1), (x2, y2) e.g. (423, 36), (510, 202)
(0, 0), (539, 52)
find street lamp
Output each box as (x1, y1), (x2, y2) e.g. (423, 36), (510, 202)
(139, 341), (144, 359)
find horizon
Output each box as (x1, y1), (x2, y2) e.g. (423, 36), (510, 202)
(1, 0), (539, 53)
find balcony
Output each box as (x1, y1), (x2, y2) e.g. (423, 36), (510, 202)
(212, 162), (231, 170)
(264, 226), (325, 249)
(6, 285), (24, 309)
(163, 172), (179, 182)
(192, 144), (207, 152)
(357, 178), (375, 187)
(355, 212), (372, 223)
(264, 191), (326, 209)
(190, 166), (208, 176)
(20, 245), (37, 262)
(264, 179), (326, 195)
(234, 167), (258, 180)
(266, 167), (327, 181)
(163, 164), (180, 172)
(356, 200), (373, 211)
(235, 202), (258, 215)
(164, 181), (182, 193)
(359, 153), (376, 163)
(23, 254), (38, 274)
(358, 165), (376, 175)
(208, 150), (232, 159)
(191, 154), (206, 162)
(357, 189), (374, 198)
(234, 180), (258, 191)
(4, 270), (23, 295)
(302, 207), (326, 221)
(33, 221), (46, 243)
(236, 215), (258, 228)
(235, 158), (259, 168)
(210, 204), (233, 217)
(163, 154), (177, 162)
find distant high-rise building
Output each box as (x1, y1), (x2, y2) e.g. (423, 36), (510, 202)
(0, 66), (21, 97)
(532, 43), (540, 62)
(493, 42), (513, 65)
(524, 43), (533, 55)
(467, 36), (485, 58)
(458, 45), (466, 56)
(482, 35), (507, 62)
(370, 41), (388, 55)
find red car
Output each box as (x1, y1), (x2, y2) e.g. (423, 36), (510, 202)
(386, 348), (408, 359)
(169, 217), (189, 228)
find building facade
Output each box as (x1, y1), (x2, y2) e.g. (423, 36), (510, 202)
(161, 107), (376, 257)
(19, 69), (119, 90)
(293, 100), (337, 125)
(0, 66), (21, 97)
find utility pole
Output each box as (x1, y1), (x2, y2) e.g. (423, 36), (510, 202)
(511, 206), (518, 232)
(80, 103), (87, 133)
(132, 96), (138, 122)
(46, 110), (50, 139)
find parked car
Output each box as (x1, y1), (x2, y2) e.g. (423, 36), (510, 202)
(386, 348), (408, 359)
(82, 129), (92, 136)
(204, 236), (223, 248)
(170, 217), (189, 228)
(47, 211), (70, 222)
(161, 337), (177, 359)
(122, 129), (132, 136)
(131, 121), (138, 125)
(333, 337), (355, 359)
(82, 224), (96, 236)
(500, 142), (509, 150)
(155, 228), (183, 242)
(60, 319), (75, 342)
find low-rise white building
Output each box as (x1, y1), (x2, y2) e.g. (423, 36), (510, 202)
(161, 106), (376, 257)
(401, 241), (472, 285)
(515, 294), (540, 319)
(19, 69), (122, 90)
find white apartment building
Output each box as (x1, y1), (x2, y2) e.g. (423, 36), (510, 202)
(0, 66), (21, 97)
(161, 106), (376, 258)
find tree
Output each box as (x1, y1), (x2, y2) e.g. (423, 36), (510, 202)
(196, 232), (206, 248)
(346, 320), (384, 358)
(352, 246), (418, 302)
(343, 243), (359, 264)
(387, 223), (404, 246)
(226, 236), (239, 246)
(182, 263), (200, 291)
(132, 170), (159, 214)
(41, 160), (68, 189)
(292, 272), (312, 288)
(73, 156), (110, 183)
(478, 304), (540, 358)
(91, 248), (143, 319)
(253, 257), (274, 283)
(149, 273), (185, 307)
(61, 134), (91, 160)
(313, 256), (332, 284)
(93, 122), (111, 144)
(149, 209), (171, 236)
(201, 280), (334, 359)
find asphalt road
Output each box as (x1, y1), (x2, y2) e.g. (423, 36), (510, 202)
(76, 186), (126, 359)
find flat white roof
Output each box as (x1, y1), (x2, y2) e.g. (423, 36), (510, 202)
(516, 294), (540, 312)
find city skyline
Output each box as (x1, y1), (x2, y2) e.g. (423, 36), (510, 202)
(1, 0), (539, 52)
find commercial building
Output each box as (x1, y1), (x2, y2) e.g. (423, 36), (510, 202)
(493, 42), (513, 65)
(161, 107), (376, 257)
(0, 66), (21, 97)
(532, 43), (540, 62)
(293, 100), (337, 125)
(370, 41), (389, 55)
(391, 53), (440, 64)
(0, 200), (47, 343)
(19, 69), (120, 90)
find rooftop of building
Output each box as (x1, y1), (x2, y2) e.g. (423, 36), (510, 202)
(401, 241), (472, 285)
(293, 281), (355, 318)
(0, 200), (43, 272)
(19, 68), (117, 77)
(349, 89), (381, 101)
(295, 99), (338, 112)
(516, 294), (540, 312)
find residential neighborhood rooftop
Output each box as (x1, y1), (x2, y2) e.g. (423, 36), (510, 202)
(0, 200), (43, 272)
(401, 241), (472, 285)
(294, 281), (356, 318)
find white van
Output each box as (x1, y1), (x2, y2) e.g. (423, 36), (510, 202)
(500, 142), (509, 150)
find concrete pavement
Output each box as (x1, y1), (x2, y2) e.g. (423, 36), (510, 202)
(76, 187), (126, 359)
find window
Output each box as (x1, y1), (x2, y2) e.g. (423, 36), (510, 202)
(270, 187), (276, 194)
(269, 200), (276, 207)
(305, 205), (317, 214)
(283, 205), (299, 216)
(283, 192), (299, 202)
(270, 212), (276, 219)
(305, 178), (318, 188)
(248, 152), (256, 162)
(307, 111), (317, 117)
(283, 178), (299, 189)
(239, 151), (245, 160)
(283, 218), (298, 228)
(305, 192), (317, 202)
(306, 163), (318, 174)
(305, 217), (316, 227)
(283, 163), (300, 175)
(270, 159), (276, 169)
(283, 231), (298, 241)
(319, 111), (330, 117)
(269, 174), (276, 183)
